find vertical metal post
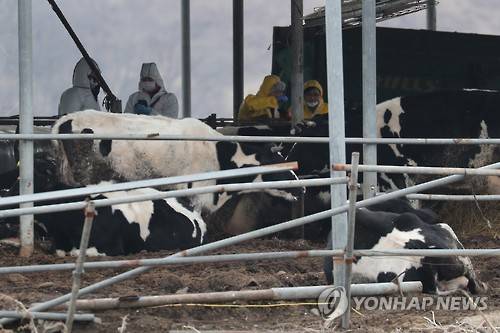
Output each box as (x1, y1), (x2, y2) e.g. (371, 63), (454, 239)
(290, 0), (304, 126)
(343, 152), (359, 328)
(233, 0), (244, 121)
(325, 0), (348, 303)
(426, 0), (436, 31)
(181, 0), (191, 118)
(66, 202), (96, 333)
(362, 0), (377, 199)
(18, 0), (34, 257)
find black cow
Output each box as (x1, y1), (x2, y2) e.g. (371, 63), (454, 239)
(323, 203), (487, 294)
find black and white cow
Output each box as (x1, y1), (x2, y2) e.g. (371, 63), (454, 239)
(286, 90), (500, 194)
(323, 202), (487, 294)
(1, 181), (206, 256)
(50, 110), (299, 235)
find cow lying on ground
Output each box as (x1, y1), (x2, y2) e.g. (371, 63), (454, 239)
(1, 179), (206, 256)
(323, 200), (487, 294)
(50, 110), (300, 235)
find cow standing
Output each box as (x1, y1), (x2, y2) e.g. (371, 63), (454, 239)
(286, 90), (500, 193)
(50, 110), (299, 235)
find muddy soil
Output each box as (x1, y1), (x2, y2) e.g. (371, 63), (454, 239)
(0, 234), (498, 332)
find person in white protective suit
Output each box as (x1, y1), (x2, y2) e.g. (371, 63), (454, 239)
(124, 62), (179, 118)
(58, 57), (102, 116)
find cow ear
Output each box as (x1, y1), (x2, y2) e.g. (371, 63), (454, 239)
(270, 144), (283, 153)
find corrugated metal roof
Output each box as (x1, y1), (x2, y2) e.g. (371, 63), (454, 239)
(304, 0), (436, 28)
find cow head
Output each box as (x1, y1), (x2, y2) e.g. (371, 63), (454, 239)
(209, 141), (301, 235)
(215, 141), (300, 199)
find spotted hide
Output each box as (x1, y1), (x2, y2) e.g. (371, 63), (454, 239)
(323, 202), (487, 294)
(16, 183), (206, 256)
(286, 90), (500, 194)
(51, 110), (299, 235)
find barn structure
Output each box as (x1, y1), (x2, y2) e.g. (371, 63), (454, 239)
(1, 0), (499, 331)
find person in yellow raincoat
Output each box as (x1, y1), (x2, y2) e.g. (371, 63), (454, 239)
(302, 80), (329, 120)
(238, 75), (288, 121)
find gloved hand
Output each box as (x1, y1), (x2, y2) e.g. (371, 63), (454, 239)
(276, 95), (288, 104)
(134, 103), (153, 115)
(290, 120), (315, 135)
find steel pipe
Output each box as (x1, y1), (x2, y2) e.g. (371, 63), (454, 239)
(52, 282), (423, 311)
(0, 248), (498, 275)
(1, 133), (499, 145)
(18, 0), (34, 257)
(232, 0), (244, 120)
(290, 0), (304, 125)
(426, 0), (436, 30)
(405, 193), (500, 201)
(65, 202), (96, 332)
(362, 0), (378, 200)
(333, 163), (500, 176)
(344, 152), (359, 325)
(0, 176), (346, 219)
(181, 0), (191, 118)
(325, 0), (348, 302)
(0, 162), (298, 207)
(0, 311), (95, 322)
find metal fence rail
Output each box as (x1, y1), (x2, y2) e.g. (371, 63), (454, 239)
(0, 162), (298, 207)
(405, 193), (500, 201)
(0, 133), (499, 145)
(0, 177), (348, 219)
(334, 163), (500, 176)
(0, 246), (497, 275)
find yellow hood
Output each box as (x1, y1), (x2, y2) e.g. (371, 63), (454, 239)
(303, 80), (324, 97)
(256, 75), (282, 97)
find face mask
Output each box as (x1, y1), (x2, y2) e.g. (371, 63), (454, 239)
(140, 81), (157, 93)
(306, 101), (319, 108)
(88, 77), (99, 90)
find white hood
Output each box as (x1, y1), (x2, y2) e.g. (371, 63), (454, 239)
(139, 62), (166, 92)
(72, 57), (100, 89)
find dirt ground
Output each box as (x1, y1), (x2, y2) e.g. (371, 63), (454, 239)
(0, 230), (498, 333)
